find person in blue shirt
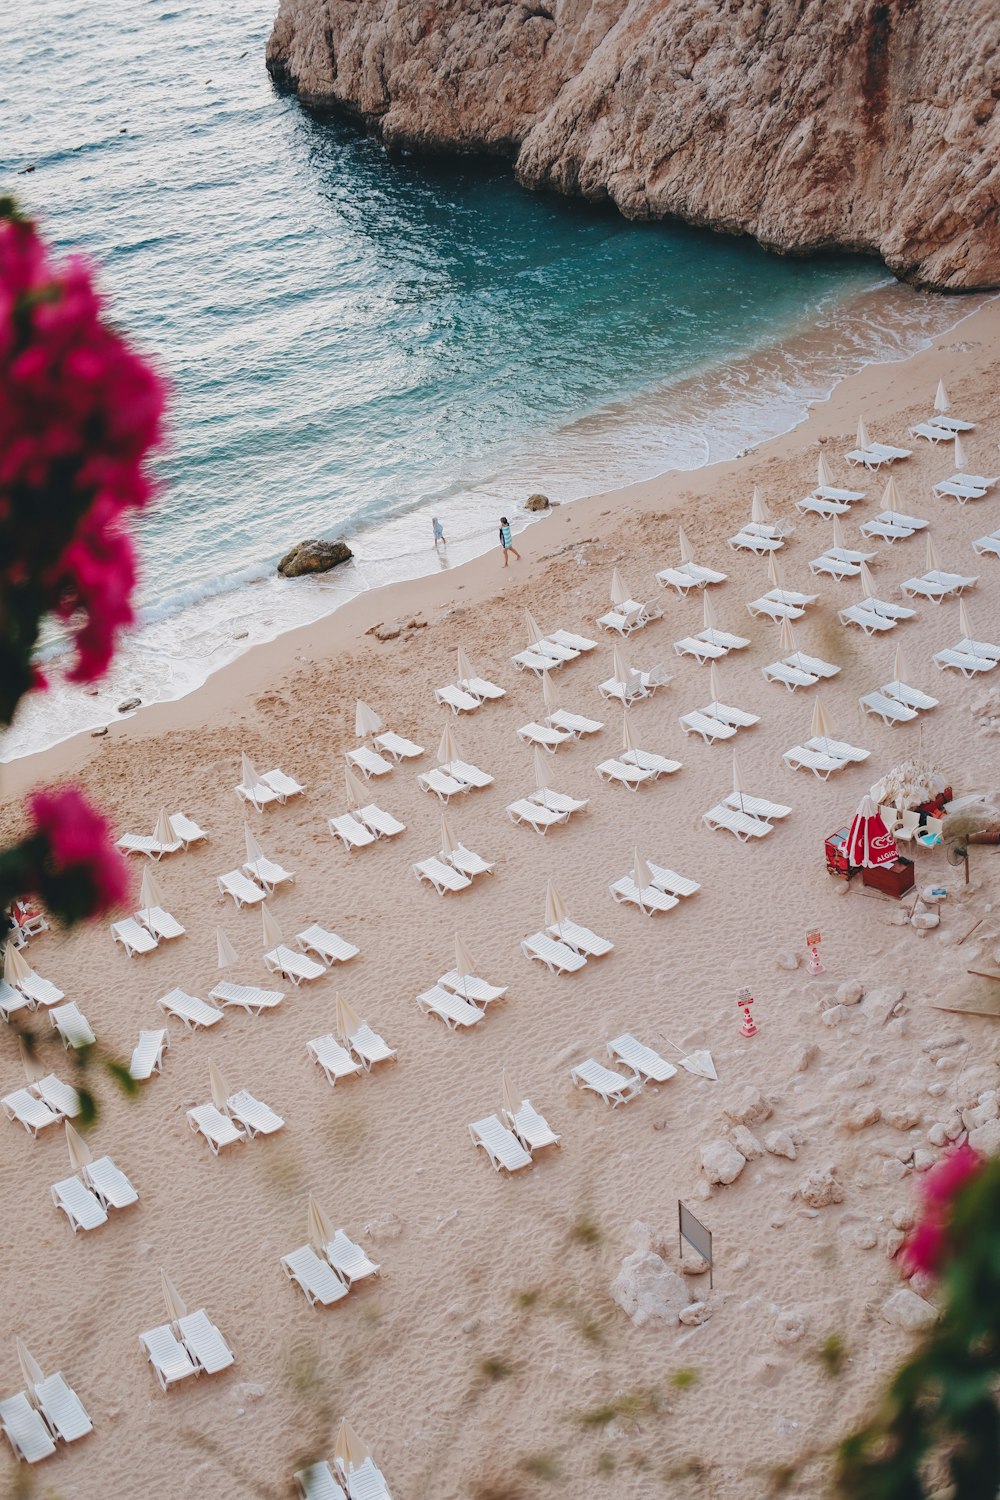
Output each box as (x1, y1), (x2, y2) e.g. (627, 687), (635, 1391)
(432, 516), (446, 549)
(499, 516), (521, 567)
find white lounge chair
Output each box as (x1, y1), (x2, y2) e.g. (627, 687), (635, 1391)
(296, 1461), (347, 1500)
(702, 700), (759, 730)
(0, 1391), (57, 1463)
(548, 708), (603, 737)
(356, 805), (406, 839)
(435, 682), (481, 713)
(111, 917), (159, 957)
(503, 1099), (560, 1153)
(13, 969), (64, 1006)
(621, 748), (681, 778)
(136, 905), (186, 941)
(329, 814), (378, 851)
(901, 570), (978, 602)
(678, 710), (735, 744)
(296, 925), (360, 965)
(31, 1075), (79, 1119)
(596, 758), (655, 790)
(839, 604), (895, 635)
(570, 1059), (642, 1107)
(341, 1456), (393, 1500)
(417, 985), (484, 1028)
(52, 1176), (107, 1232)
(808, 552), (860, 580)
(157, 988), (223, 1030)
(910, 422), (952, 444)
(511, 649), (556, 677)
(346, 746), (393, 779)
(439, 971), (507, 1006)
(598, 604), (644, 636)
(307, 1034), (365, 1085)
(32, 1371), (93, 1444)
(608, 1033), (677, 1083)
(933, 647), (996, 677)
(324, 1229), (380, 1286)
(243, 856), (296, 893)
(139, 1325), (198, 1390)
(746, 596), (804, 622)
(796, 494), (850, 518)
(217, 869), (267, 908)
(129, 1028), (169, 1080)
(933, 480), (988, 503)
(656, 565), (701, 597)
(343, 1022), (397, 1070)
(533, 638), (579, 663)
(50, 1003), (96, 1049)
(678, 561), (727, 586)
(458, 673), (506, 701)
(547, 919), (613, 957)
(598, 666), (670, 704)
(260, 768), (305, 801)
(530, 787), (588, 816)
(520, 932), (587, 974)
(506, 798), (568, 833)
(84, 1156), (138, 1210)
(723, 791), (790, 822)
(373, 731), (424, 760)
(2, 1088), (60, 1137)
(447, 844), (494, 880)
(673, 635), (726, 663)
(413, 856), (472, 894)
(762, 660), (819, 691)
(957, 636), (1000, 661)
(234, 778), (280, 812)
(926, 414), (974, 434)
(177, 1309), (235, 1374)
(608, 876), (679, 914)
(441, 758), (493, 789)
(844, 441), (912, 469)
(647, 862), (700, 898)
(782, 745), (849, 779)
(517, 721), (573, 750)
(728, 528), (782, 554)
(417, 768), (470, 802)
(549, 628), (597, 652)
(806, 735), (869, 763)
(210, 981), (285, 1015)
(702, 803), (772, 840)
(973, 530), (1000, 558)
(469, 1115), (533, 1173)
(860, 690), (917, 725)
(0, 978), (30, 1022)
(169, 811), (209, 848)
(187, 1103), (246, 1154)
(882, 679), (938, 711)
(116, 832), (184, 860)
(227, 1089), (284, 1136)
(265, 946), (326, 986)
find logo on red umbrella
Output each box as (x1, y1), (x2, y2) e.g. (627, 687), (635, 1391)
(846, 801), (898, 868)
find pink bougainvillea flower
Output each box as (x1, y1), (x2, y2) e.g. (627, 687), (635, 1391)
(900, 1144), (984, 1280)
(27, 785), (130, 916)
(920, 1143), (982, 1211)
(900, 1219), (947, 1278)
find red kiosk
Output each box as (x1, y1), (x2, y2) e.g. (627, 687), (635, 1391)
(826, 799), (914, 898)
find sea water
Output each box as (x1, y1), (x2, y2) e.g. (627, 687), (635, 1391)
(0, 0), (976, 759)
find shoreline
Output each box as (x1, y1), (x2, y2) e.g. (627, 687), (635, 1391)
(4, 291), (995, 802)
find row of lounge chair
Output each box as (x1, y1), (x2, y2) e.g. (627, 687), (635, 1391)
(296, 1453), (392, 1500)
(52, 1155), (138, 1233)
(1, 1369), (92, 1463)
(281, 1231), (380, 1307)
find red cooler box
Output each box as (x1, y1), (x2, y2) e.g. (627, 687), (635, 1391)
(861, 858), (915, 899)
(825, 828), (851, 879)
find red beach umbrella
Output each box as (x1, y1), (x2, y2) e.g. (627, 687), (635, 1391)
(846, 794), (898, 869)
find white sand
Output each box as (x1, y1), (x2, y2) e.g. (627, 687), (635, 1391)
(2, 298), (1000, 1500)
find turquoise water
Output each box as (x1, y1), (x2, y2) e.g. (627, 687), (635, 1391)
(0, 0), (967, 756)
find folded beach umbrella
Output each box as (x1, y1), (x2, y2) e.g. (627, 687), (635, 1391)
(881, 474), (902, 513)
(335, 993), (361, 1042)
(702, 590), (718, 636)
(858, 560), (878, 600)
(856, 414), (871, 452)
(533, 746), (550, 793)
(778, 614), (798, 658)
(65, 1120), (92, 1173)
(610, 568), (630, 607)
(953, 433), (968, 470)
(678, 526), (695, 564)
(810, 696), (831, 742)
(502, 1071), (521, 1123)
(260, 903), (283, 952)
(139, 864), (165, 918)
(216, 927), (239, 970)
(241, 753), (261, 791)
(308, 1193), (336, 1256)
(160, 1269), (187, 1325)
(545, 878), (569, 934)
(456, 646), (476, 686)
(621, 707), (638, 755)
(16, 1338), (44, 1393)
(751, 488), (770, 525)
(708, 662), (724, 712)
(832, 514), (847, 551)
(244, 824), (266, 866)
(892, 642), (907, 688)
(960, 598), (974, 641)
(18, 1035), (45, 1086)
(209, 1062), (230, 1112)
(633, 848), (653, 893)
(611, 644), (632, 687)
(817, 453), (833, 490)
(767, 551), (784, 591)
(454, 932), (478, 980)
(437, 721), (460, 767)
(925, 535), (941, 573)
(439, 813), (459, 857)
(344, 765), (368, 810)
(154, 808), (177, 846)
(846, 794), (898, 868)
(4, 942), (31, 983)
(935, 379), (950, 414)
(354, 700), (383, 738)
(335, 1420), (372, 1476)
(679, 1050), (717, 1080)
(541, 670), (558, 715)
(732, 750), (747, 814)
(524, 609), (546, 646)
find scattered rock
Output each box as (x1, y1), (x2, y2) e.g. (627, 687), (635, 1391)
(116, 697), (141, 713)
(679, 1254), (710, 1276)
(863, 985), (905, 1024)
(848, 1222), (878, 1250)
(836, 980), (864, 1005)
(232, 1382), (266, 1402)
(625, 1220), (666, 1256)
(892, 1207), (916, 1231)
(700, 1138), (748, 1185)
(882, 1288), (938, 1332)
(371, 623), (401, 642)
(787, 1043), (817, 1073)
(233, 630), (249, 640)
(610, 1250), (691, 1327)
(886, 1228), (906, 1259)
(843, 1103), (881, 1133)
(524, 492), (550, 511)
(967, 1118), (1000, 1155)
(679, 1301), (710, 1326)
(277, 538), (353, 577)
(364, 1211), (403, 1242)
(773, 1310), (806, 1345)
(883, 1105), (921, 1132)
(913, 1150), (936, 1172)
(775, 949), (800, 971)
(822, 1005), (850, 1027)
(963, 1096), (999, 1132)
(730, 1125), (763, 1160)
(797, 1169), (845, 1208)
(461, 1317), (479, 1335)
(927, 1123), (948, 1147)
(90, 726), (109, 737)
(723, 1086), (772, 1128)
(764, 1129), (797, 1160)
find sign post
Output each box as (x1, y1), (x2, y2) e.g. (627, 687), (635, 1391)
(736, 986), (758, 1038)
(678, 1201), (713, 1288)
(805, 930), (824, 975)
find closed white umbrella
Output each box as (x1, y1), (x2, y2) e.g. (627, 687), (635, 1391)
(881, 474), (902, 513)
(437, 721), (460, 766)
(502, 1071), (520, 1124)
(856, 414), (871, 452)
(817, 453), (833, 489)
(858, 560), (877, 600)
(779, 614), (798, 657)
(954, 432), (968, 470)
(240, 753), (260, 791)
(439, 813), (459, 856)
(216, 927), (239, 970)
(4, 942), (31, 983)
(610, 568), (630, 606)
(678, 526), (695, 564)
(541, 670), (557, 715)
(832, 514), (847, 551)
(892, 641), (907, 689)
(335, 993), (362, 1042)
(154, 808), (177, 846)
(702, 590), (717, 636)
(622, 707), (639, 756)
(810, 697), (831, 741)
(18, 1035), (45, 1085)
(308, 1194), (336, 1256)
(160, 1269), (187, 1325)
(732, 751), (747, 814)
(344, 765), (368, 809)
(751, 488), (769, 525)
(65, 1120), (92, 1173)
(456, 646), (475, 686)
(260, 903), (283, 951)
(355, 700), (383, 737)
(209, 1061), (230, 1112)
(524, 609), (545, 646)
(934, 379), (950, 414)
(633, 848), (653, 892)
(335, 1420), (372, 1476)
(244, 824), (265, 865)
(139, 864), (165, 917)
(16, 1338), (44, 1393)
(545, 878), (569, 933)
(960, 598), (974, 641)
(767, 551), (784, 591)
(611, 645), (631, 686)
(533, 746), (550, 793)
(454, 932), (478, 980)
(925, 535), (941, 573)
(708, 662), (723, 711)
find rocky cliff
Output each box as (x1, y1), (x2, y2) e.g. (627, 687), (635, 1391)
(266, 0), (999, 292)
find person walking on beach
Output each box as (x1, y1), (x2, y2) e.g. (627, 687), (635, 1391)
(499, 516), (521, 567)
(432, 516), (446, 549)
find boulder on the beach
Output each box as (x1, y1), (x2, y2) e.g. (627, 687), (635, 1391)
(277, 538), (353, 577)
(700, 1138), (747, 1185)
(796, 1169), (844, 1208)
(524, 492), (550, 512)
(610, 1249), (690, 1327)
(882, 1289), (938, 1332)
(723, 1086), (772, 1128)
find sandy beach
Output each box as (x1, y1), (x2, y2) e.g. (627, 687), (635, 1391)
(2, 295), (1000, 1500)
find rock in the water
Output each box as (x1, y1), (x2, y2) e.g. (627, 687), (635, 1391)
(524, 492), (550, 511)
(797, 1169), (844, 1208)
(610, 1250), (691, 1327)
(116, 697), (141, 713)
(882, 1288), (938, 1332)
(723, 1086), (772, 1128)
(764, 1129), (797, 1161)
(277, 538), (353, 577)
(700, 1138), (747, 1185)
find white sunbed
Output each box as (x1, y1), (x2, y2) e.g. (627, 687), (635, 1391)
(928, 415), (975, 434)
(728, 528), (782, 554)
(459, 674), (506, 701)
(786, 651), (840, 678)
(548, 708), (604, 737)
(447, 844), (494, 879)
(647, 862), (701, 898)
(188, 1103), (246, 1154)
(297, 925), (360, 965)
(882, 680), (938, 711)
(534, 638), (579, 663)
(129, 1028), (169, 1080)
(596, 758), (655, 790)
(2, 1088), (60, 1137)
(608, 1033), (677, 1083)
(933, 480), (988, 503)
(227, 1089), (285, 1136)
(169, 811), (209, 848)
(84, 1155), (139, 1210)
(678, 561), (728, 586)
(14, 970), (64, 1006)
(417, 985), (485, 1028)
(547, 919), (613, 957)
(139, 1324), (198, 1389)
(442, 758), (493, 789)
(621, 747), (682, 778)
(157, 987), (223, 1030)
(356, 805), (406, 840)
(0, 1391), (57, 1463)
(136, 905), (186, 941)
(177, 1309), (235, 1374)
(957, 636), (1000, 662)
(809, 552), (860, 580)
(307, 1034), (366, 1085)
(746, 596), (803, 622)
(782, 745), (849, 779)
(517, 721), (573, 750)
(33, 1074), (81, 1119)
(549, 629), (597, 652)
(265, 946), (326, 987)
(435, 683), (481, 713)
(324, 1229), (381, 1286)
(413, 856), (472, 894)
(796, 494), (851, 518)
(217, 869), (267, 908)
(702, 700), (759, 730)
(952, 471), (998, 491)
(656, 565), (701, 597)
(511, 649), (557, 677)
(933, 647), (996, 677)
(343, 1022), (397, 1069)
(439, 971), (507, 1006)
(329, 813), (378, 850)
(417, 768), (470, 802)
(844, 442), (912, 469)
(608, 876), (679, 915)
(469, 1115), (533, 1173)
(839, 604), (896, 635)
(762, 660), (819, 691)
(0, 978), (30, 1022)
(50, 1003), (96, 1049)
(52, 1175), (107, 1232)
(805, 734), (868, 763)
(910, 422), (954, 444)
(699, 628), (750, 653)
(860, 690), (917, 725)
(210, 981), (285, 1016)
(702, 803), (772, 840)
(111, 917), (159, 957)
(342, 1456), (393, 1500)
(346, 746), (393, 779)
(901, 570), (978, 602)
(570, 1058), (642, 1107)
(503, 1099), (560, 1153)
(33, 1371), (93, 1444)
(673, 635), (726, 663)
(373, 730), (424, 760)
(520, 932), (587, 974)
(530, 787), (589, 816)
(973, 530), (1000, 558)
(260, 768), (305, 801)
(678, 710), (736, 744)
(235, 778), (280, 812)
(724, 791), (790, 822)
(116, 832), (184, 860)
(243, 856), (296, 893)
(598, 604), (644, 636)
(296, 1462), (347, 1500)
(506, 798), (569, 833)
